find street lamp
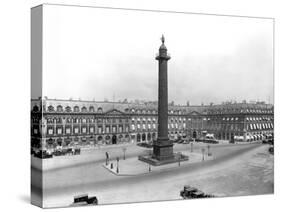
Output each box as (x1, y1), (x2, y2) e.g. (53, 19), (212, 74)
(116, 157), (119, 173)
(207, 145), (211, 156)
(122, 147), (127, 160)
(201, 148), (205, 161)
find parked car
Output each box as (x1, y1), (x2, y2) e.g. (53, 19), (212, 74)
(34, 150), (53, 159)
(180, 185), (198, 199)
(180, 185), (215, 199)
(72, 194), (98, 206)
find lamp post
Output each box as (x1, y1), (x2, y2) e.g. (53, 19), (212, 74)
(201, 148), (205, 161)
(122, 147), (127, 160)
(207, 144), (210, 156)
(116, 157), (119, 173)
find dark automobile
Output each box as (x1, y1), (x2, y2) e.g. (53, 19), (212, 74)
(34, 150), (53, 159)
(180, 185), (198, 199)
(72, 194), (98, 206)
(180, 185), (215, 199)
(190, 190), (205, 198)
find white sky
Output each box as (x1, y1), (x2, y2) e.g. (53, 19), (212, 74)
(42, 4), (274, 105)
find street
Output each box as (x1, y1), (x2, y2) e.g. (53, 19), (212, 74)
(31, 142), (273, 208)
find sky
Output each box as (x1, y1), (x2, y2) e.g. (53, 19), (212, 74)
(40, 4), (274, 105)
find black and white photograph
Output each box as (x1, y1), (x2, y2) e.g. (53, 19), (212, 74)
(30, 3), (274, 209)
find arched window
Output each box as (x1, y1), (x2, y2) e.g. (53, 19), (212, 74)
(32, 105), (39, 112)
(57, 105), (63, 112)
(65, 106), (71, 112)
(81, 106), (87, 112)
(48, 105), (54, 112)
(97, 107), (103, 113)
(74, 106), (79, 112)
(89, 106), (95, 112)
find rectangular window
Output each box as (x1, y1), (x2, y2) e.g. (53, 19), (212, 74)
(82, 127), (87, 133)
(90, 127), (94, 133)
(48, 128), (53, 135)
(66, 128), (71, 134)
(74, 127), (79, 134)
(57, 128), (62, 135)
(34, 128), (38, 134)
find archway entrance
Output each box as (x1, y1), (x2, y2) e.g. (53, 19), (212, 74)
(142, 133), (146, 141)
(137, 134), (141, 142)
(112, 134), (117, 144)
(193, 130), (197, 139)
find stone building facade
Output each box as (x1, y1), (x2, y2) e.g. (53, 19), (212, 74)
(31, 98), (274, 149)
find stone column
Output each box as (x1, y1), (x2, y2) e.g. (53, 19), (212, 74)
(153, 35), (174, 161)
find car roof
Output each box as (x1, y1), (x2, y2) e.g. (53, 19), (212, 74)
(74, 194), (88, 198)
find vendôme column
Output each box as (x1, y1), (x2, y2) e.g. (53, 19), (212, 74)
(153, 35), (174, 161)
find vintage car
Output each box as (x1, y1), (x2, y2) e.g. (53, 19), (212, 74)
(72, 194), (98, 206)
(189, 190), (205, 198)
(33, 150), (53, 159)
(180, 185), (215, 199)
(180, 185), (198, 199)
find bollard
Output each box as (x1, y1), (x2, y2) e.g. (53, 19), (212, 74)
(110, 163), (113, 169)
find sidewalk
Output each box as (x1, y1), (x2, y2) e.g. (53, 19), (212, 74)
(103, 150), (213, 176)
